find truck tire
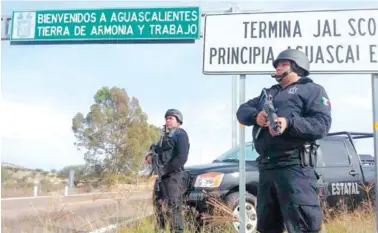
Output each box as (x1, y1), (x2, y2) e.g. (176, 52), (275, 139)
(224, 191), (258, 233)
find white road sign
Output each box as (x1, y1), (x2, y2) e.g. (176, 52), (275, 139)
(202, 9), (378, 75)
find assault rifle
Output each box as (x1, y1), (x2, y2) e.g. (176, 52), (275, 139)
(148, 125), (178, 193)
(149, 125), (178, 177)
(255, 88), (281, 138)
(149, 125), (166, 177)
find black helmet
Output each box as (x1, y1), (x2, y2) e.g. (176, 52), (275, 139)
(165, 109), (183, 124)
(273, 49), (310, 77)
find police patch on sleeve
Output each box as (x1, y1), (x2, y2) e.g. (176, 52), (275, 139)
(320, 96), (331, 107)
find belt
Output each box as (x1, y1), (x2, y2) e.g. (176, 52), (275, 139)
(258, 150), (300, 164)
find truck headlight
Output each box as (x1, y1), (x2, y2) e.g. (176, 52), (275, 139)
(194, 172), (224, 188)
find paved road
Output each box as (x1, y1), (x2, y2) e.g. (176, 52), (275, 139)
(1, 190), (153, 233)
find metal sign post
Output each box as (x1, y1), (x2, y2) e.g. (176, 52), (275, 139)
(232, 75), (238, 148)
(231, 3), (239, 149)
(239, 74), (247, 233)
(372, 73), (378, 232)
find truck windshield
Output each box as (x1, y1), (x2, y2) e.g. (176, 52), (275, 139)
(213, 143), (259, 163)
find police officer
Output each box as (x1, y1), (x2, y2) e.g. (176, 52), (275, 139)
(145, 109), (190, 233)
(236, 49), (332, 233)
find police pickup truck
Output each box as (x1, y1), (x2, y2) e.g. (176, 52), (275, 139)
(179, 131), (375, 233)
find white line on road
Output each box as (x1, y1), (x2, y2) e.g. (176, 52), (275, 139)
(88, 212), (154, 233)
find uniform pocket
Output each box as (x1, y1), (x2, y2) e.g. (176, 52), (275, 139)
(291, 166), (317, 181)
(275, 165), (320, 206)
(168, 171), (185, 192)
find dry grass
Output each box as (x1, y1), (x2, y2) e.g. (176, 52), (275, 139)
(322, 202), (375, 233)
(118, 199), (376, 233)
(118, 182), (377, 233)
(1, 174), (156, 198)
(109, 175), (156, 192)
(2, 178), (375, 233)
(319, 182), (376, 233)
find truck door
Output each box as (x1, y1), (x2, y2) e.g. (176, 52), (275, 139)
(317, 138), (361, 208)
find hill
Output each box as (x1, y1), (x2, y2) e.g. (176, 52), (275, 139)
(1, 164), (69, 198)
(1, 162), (25, 169)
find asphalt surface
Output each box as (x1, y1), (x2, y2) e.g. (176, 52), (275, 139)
(1, 191), (153, 233)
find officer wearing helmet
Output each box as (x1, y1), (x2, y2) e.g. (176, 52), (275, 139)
(145, 109), (190, 233)
(236, 49), (332, 233)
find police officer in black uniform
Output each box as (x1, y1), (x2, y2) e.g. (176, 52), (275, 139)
(236, 49), (332, 233)
(145, 109), (190, 233)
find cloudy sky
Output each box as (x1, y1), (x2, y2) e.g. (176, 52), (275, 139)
(1, 0), (377, 170)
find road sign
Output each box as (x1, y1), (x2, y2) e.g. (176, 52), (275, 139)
(202, 8), (378, 75)
(10, 7), (200, 42)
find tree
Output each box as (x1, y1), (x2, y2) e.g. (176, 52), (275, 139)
(71, 86), (160, 181)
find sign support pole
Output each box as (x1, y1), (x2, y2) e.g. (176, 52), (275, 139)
(372, 73), (378, 233)
(227, 2), (247, 232)
(239, 74), (246, 233)
(232, 75), (237, 148)
(231, 2), (238, 149)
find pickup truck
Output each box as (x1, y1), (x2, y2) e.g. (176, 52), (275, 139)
(175, 131), (375, 233)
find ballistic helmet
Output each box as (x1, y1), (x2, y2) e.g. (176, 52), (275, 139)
(165, 109), (183, 124)
(273, 49), (310, 77)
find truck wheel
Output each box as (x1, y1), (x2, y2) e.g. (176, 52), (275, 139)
(225, 191), (257, 233)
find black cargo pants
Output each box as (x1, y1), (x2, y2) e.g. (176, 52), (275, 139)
(256, 164), (322, 233)
(155, 170), (185, 233)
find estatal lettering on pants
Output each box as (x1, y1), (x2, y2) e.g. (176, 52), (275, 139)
(331, 182), (360, 195)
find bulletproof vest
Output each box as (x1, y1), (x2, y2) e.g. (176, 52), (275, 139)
(156, 128), (178, 165)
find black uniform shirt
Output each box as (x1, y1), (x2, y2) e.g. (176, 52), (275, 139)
(164, 128), (190, 174)
(236, 77), (332, 161)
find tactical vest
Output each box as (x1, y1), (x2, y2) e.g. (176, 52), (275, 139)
(156, 128), (178, 166)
